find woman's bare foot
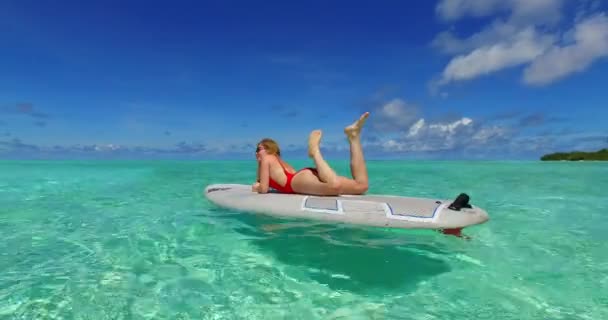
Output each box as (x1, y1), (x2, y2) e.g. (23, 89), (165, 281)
(308, 129), (322, 158)
(344, 112), (370, 139)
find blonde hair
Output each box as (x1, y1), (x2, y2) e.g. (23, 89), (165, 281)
(257, 138), (281, 156)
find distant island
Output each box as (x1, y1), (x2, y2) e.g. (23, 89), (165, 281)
(541, 148), (608, 161)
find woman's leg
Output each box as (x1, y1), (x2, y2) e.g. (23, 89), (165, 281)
(339, 112), (370, 195)
(289, 130), (341, 196)
(291, 169), (341, 196)
(308, 130), (340, 188)
(291, 114), (370, 196)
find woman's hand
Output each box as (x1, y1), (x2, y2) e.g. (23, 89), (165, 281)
(252, 182), (260, 192)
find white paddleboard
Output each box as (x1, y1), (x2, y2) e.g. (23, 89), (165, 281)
(204, 184), (489, 230)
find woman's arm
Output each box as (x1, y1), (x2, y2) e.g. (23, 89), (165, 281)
(256, 162), (260, 182)
(252, 160), (262, 192)
(256, 156), (271, 193)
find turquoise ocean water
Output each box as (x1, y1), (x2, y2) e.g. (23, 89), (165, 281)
(1, 159), (607, 319)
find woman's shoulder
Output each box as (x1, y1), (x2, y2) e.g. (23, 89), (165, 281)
(261, 154), (281, 165)
(267, 155), (293, 170)
(278, 157), (296, 172)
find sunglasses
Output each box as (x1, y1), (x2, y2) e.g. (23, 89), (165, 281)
(255, 146), (263, 154)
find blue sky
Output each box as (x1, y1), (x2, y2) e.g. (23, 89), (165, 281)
(1, 0), (607, 160)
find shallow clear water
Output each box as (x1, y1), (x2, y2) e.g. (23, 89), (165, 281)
(1, 160), (606, 319)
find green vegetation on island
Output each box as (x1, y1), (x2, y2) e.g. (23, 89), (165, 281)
(541, 148), (608, 161)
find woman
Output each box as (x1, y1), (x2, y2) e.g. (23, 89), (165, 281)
(252, 112), (370, 196)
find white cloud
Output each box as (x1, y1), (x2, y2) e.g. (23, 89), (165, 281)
(509, 0), (564, 25)
(428, 117), (473, 134)
(407, 119), (425, 137)
(369, 98), (419, 133)
(436, 0), (563, 24)
(432, 0), (607, 87)
(405, 116), (474, 139)
(472, 125), (509, 143)
(381, 117), (479, 152)
(523, 13), (608, 85)
(382, 139), (406, 151)
(439, 27), (553, 84)
(364, 96), (490, 153)
(432, 21), (522, 55)
(436, 0), (506, 21)
(364, 108), (606, 157)
(94, 144), (122, 152)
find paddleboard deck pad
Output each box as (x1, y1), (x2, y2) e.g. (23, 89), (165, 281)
(204, 184), (489, 230)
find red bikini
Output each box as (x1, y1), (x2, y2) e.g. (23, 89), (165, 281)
(268, 160), (316, 194)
